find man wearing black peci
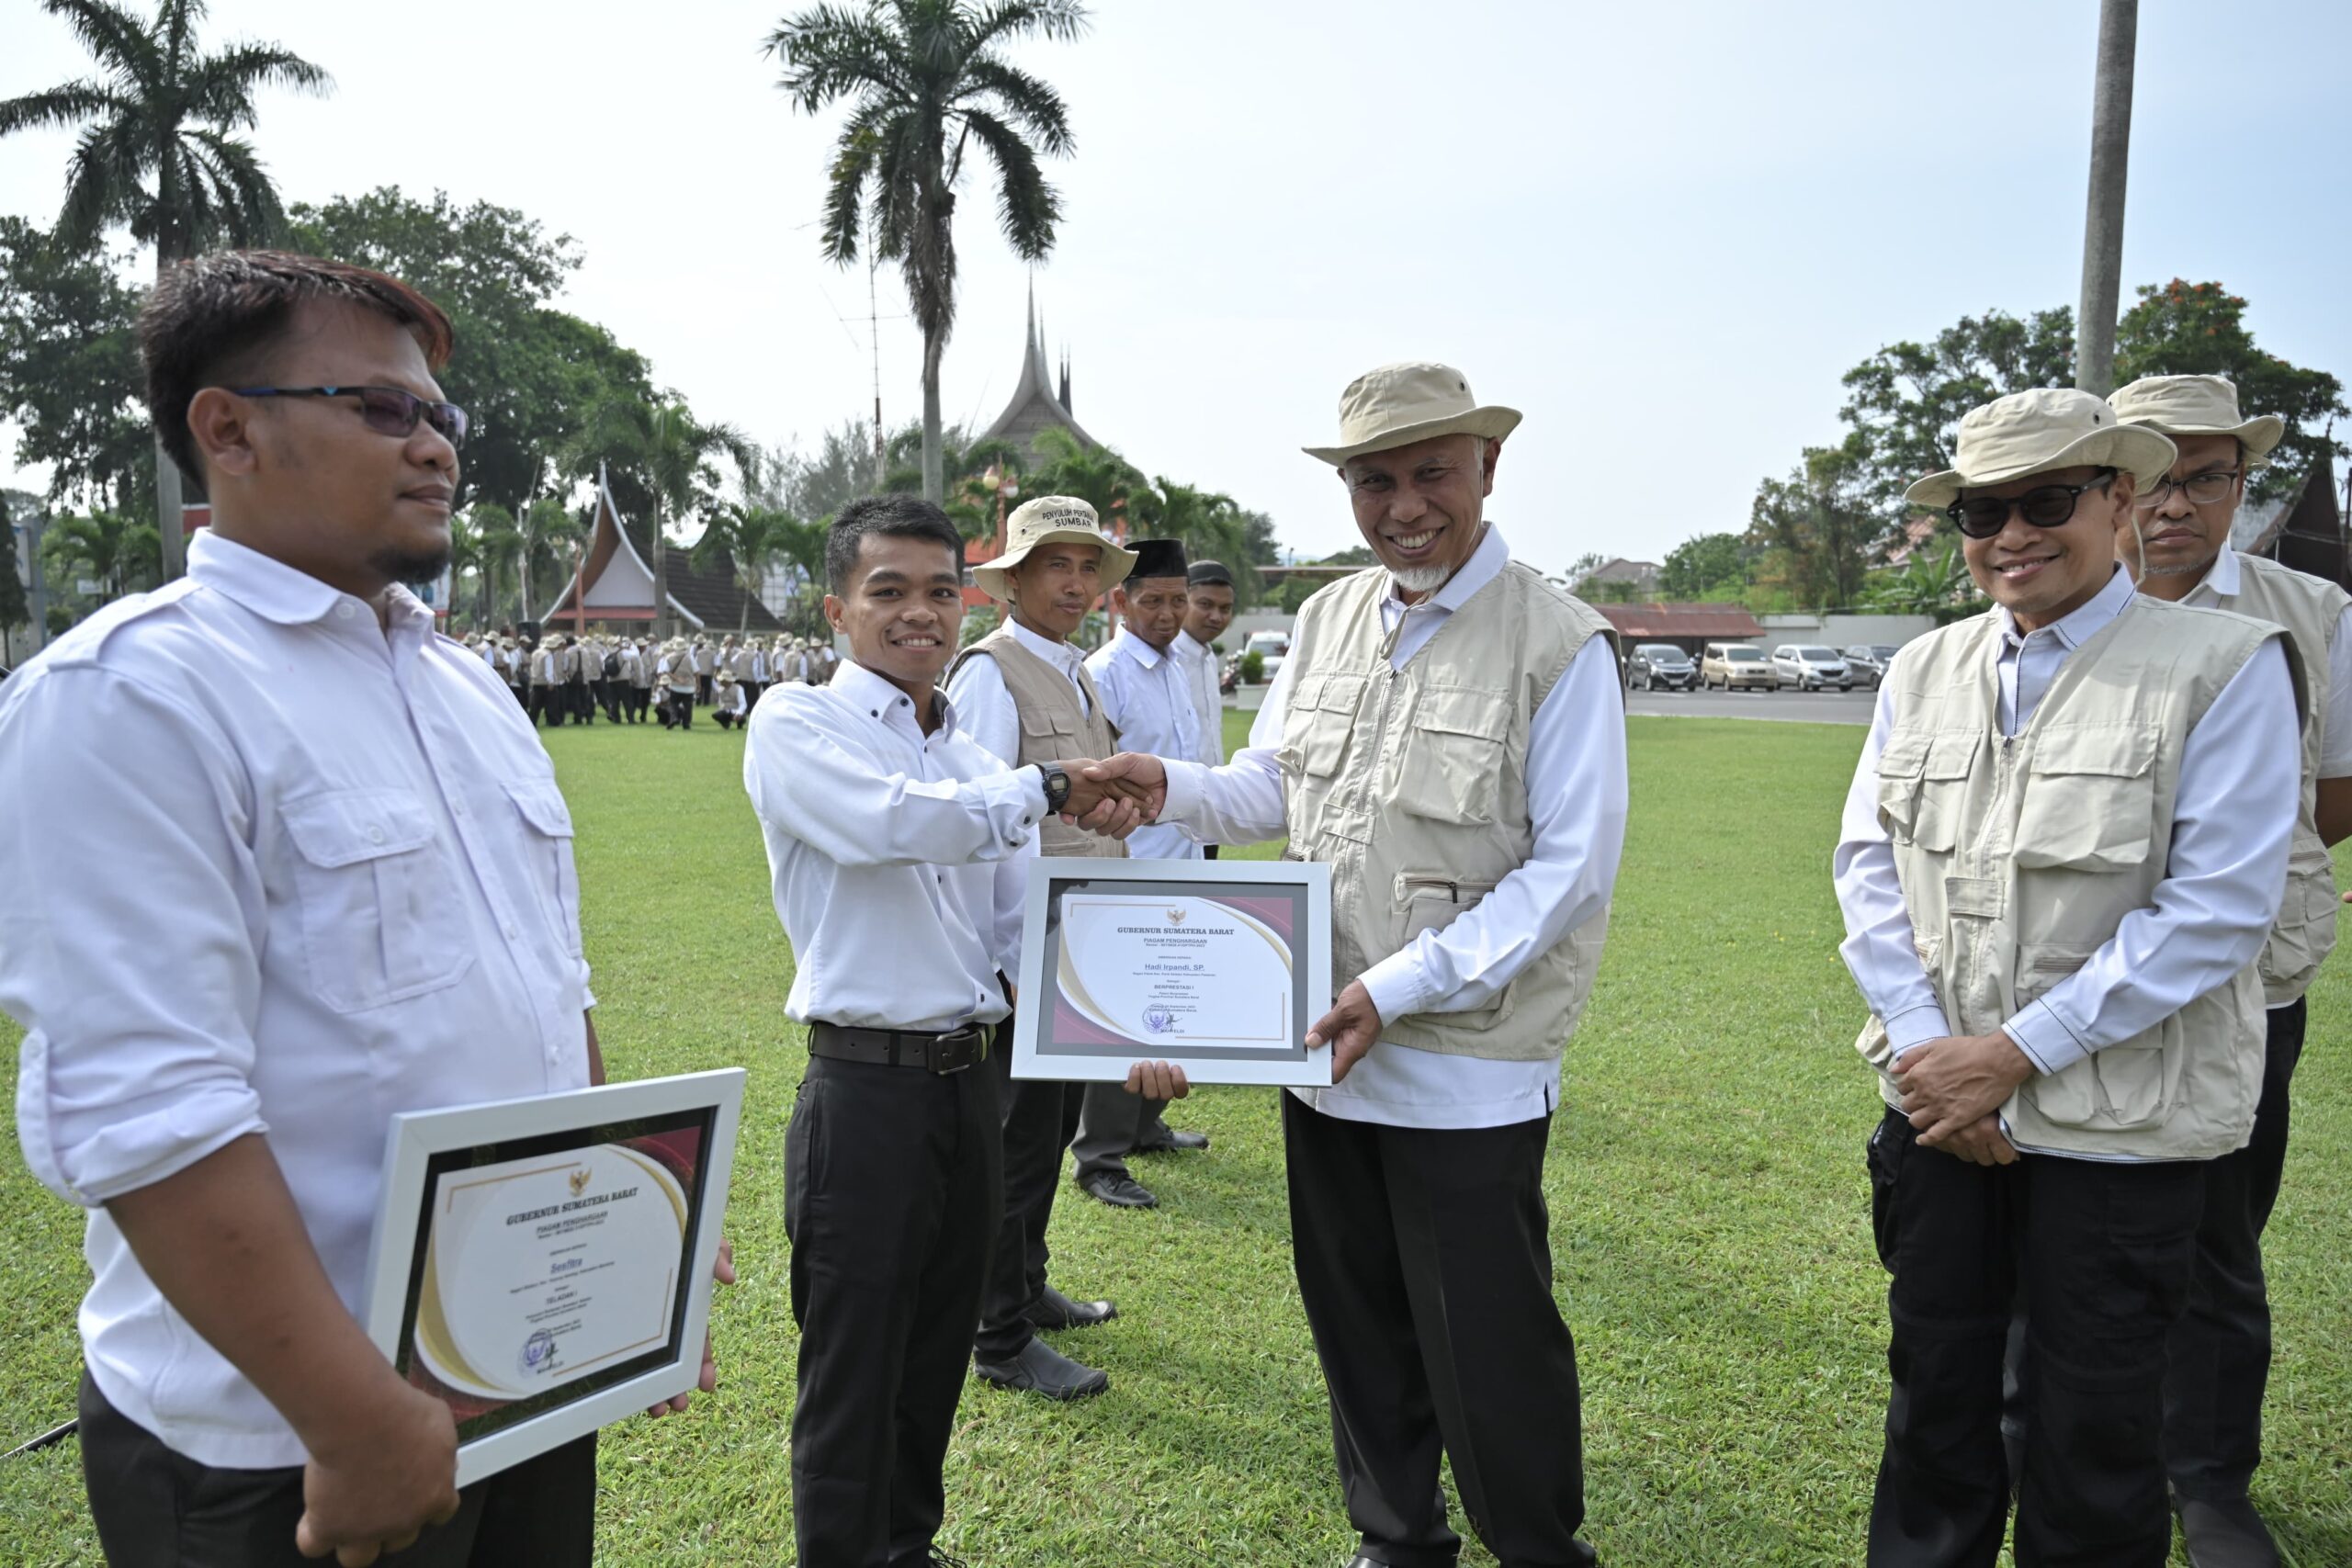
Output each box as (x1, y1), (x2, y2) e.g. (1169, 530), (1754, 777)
(743, 496), (1166, 1568)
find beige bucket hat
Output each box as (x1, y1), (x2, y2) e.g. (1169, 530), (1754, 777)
(2109, 374), (2285, 466)
(1905, 388), (2177, 511)
(972, 495), (1137, 599)
(1303, 361), (1522, 466)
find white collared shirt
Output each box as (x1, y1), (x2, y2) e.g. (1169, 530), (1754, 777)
(744, 661), (1046, 1032)
(1087, 627), (1204, 862)
(2178, 547), (2352, 777)
(1833, 568), (2299, 1134)
(1171, 630), (1227, 766)
(1155, 525), (1629, 1131)
(946, 615), (1095, 767)
(0, 531), (593, 1468)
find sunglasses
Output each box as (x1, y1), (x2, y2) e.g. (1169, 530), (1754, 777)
(1945, 468), (2115, 539)
(229, 385), (469, 447)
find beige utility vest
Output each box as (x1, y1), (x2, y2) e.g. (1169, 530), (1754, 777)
(2207, 552), (2348, 1003)
(1859, 594), (2301, 1160)
(1281, 562), (1617, 1062)
(951, 626), (1125, 861)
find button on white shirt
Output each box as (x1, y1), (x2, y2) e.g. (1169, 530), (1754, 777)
(1087, 627), (1204, 862)
(744, 660), (1045, 1032)
(1833, 566), (2299, 1106)
(2179, 547), (2352, 777)
(1171, 630), (1227, 766)
(946, 615), (1095, 767)
(1155, 525), (1630, 1130)
(0, 531), (593, 1468)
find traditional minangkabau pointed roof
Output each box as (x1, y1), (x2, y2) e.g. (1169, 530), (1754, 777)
(540, 464), (781, 631)
(979, 281), (1098, 457)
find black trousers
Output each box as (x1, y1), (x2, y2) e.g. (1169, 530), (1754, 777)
(2164, 998), (2305, 1503)
(571, 682), (594, 723)
(696, 673), (714, 705)
(1283, 1093), (1589, 1568)
(664, 691), (694, 728)
(529, 686), (563, 727)
(787, 1051), (1002, 1568)
(1866, 1107), (2205, 1568)
(973, 1024), (1084, 1364)
(1071, 1083), (1174, 1181)
(76, 1371), (594, 1567)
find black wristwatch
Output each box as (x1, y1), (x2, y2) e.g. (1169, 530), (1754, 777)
(1038, 761), (1073, 814)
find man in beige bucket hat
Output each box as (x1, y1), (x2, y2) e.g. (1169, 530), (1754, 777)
(949, 496), (1138, 1402)
(1833, 385), (2305, 1566)
(2109, 373), (2349, 1567)
(1091, 362), (1627, 1566)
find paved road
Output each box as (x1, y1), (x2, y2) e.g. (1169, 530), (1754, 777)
(1625, 683), (1877, 726)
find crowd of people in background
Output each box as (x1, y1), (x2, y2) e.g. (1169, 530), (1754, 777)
(456, 628), (840, 731)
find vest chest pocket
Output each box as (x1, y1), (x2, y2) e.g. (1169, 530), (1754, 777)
(2014, 724), (2160, 873)
(504, 778), (583, 958)
(1018, 709), (1080, 763)
(1284, 673), (1365, 780)
(2013, 942), (2176, 1128)
(1875, 732), (1976, 853)
(280, 788), (473, 1013)
(1396, 874), (1510, 1029)
(1396, 687), (1510, 825)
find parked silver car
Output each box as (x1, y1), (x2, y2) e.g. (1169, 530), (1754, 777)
(1770, 644), (1852, 692)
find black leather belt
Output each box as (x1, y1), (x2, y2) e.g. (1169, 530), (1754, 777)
(808, 1021), (989, 1075)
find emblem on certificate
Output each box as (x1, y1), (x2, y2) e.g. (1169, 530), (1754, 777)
(359, 1069), (745, 1485)
(1012, 859), (1334, 1085)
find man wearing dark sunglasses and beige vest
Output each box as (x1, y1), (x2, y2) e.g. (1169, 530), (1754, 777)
(0, 252), (729, 1566)
(2106, 374), (2352, 1568)
(1833, 387), (2304, 1568)
(1089, 363), (1628, 1568)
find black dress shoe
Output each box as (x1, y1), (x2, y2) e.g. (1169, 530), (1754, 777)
(1024, 1284), (1117, 1330)
(2177, 1495), (2281, 1568)
(972, 1337), (1109, 1401)
(1080, 1171), (1159, 1209)
(1135, 1129), (1210, 1153)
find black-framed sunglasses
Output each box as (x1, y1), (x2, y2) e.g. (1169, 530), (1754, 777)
(229, 385), (469, 447)
(1946, 468), (2115, 539)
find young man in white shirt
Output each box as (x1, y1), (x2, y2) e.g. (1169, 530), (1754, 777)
(1072, 538), (1213, 1207)
(1089, 364), (1625, 1568)
(743, 496), (1156, 1568)
(0, 251), (723, 1566)
(1174, 559), (1237, 860)
(2109, 374), (2352, 1567)
(1831, 389), (2301, 1567)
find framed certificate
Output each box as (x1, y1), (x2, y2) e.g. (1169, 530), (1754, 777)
(358, 1069), (746, 1486)
(1012, 859), (1333, 1086)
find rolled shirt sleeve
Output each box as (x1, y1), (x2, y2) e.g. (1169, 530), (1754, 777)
(0, 669), (269, 1206)
(1833, 680), (1955, 1055)
(1354, 636), (1628, 1024)
(2000, 637), (2300, 1074)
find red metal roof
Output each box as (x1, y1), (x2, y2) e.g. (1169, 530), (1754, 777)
(1594, 603), (1766, 638)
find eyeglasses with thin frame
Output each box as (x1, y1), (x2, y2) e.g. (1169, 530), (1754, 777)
(2134, 468), (2243, 511)
(1946, 469), (2116, 539)
(228, 385), (469, 447)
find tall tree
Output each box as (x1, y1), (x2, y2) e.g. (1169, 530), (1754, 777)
(1029, 425), (1153, 533)
(465, 502), (521, 627)
(564, 400), (751, 638)
(693, 502), (805, 632)
(1748, 435), (1874, 610)
(1659, 532), (1747, 600)
(768, 0), (1087, 502)
(0, 494), (28, 659)
(43, 507), (160, 602)
(2114, 279), (2346, 502)
(0, 218), (149, 515)
(0, 0), (332, 582)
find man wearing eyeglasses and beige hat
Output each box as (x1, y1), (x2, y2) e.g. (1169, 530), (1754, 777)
(1089, 363), (1628, 1567)
(2103, 374), (2350, 1568)
(1830, 386), (2303, 1567)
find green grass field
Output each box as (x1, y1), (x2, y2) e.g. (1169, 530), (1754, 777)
(2, 712), (2346, 1566)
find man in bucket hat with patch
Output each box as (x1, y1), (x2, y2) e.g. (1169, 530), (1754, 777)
(1832, 387), (2304, 1566)
(2109, 374), (2351, 1568)
(1090, 363), (1628, 1566)
(949, 496), (1139, 1402)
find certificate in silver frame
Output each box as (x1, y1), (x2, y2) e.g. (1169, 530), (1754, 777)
(1012, 858), (1333, 1086)
(358, 1068), (745, 1487)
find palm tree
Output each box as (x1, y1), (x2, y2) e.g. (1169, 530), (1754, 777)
(693, 502), (804, 633)
(1030, 425), (1153, 534)
(469, 502), (523, 626)
(1, 0), (332, 584)
(515, 496), (574, 624)
(563, 400), (752, 638)
(1150, 478), (1257, 604)
(768, 0), (1086, 504)
(44, 508), (161, 602)
(880, 427), (1025, 538)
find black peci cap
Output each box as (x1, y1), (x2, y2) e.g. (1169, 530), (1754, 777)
(1128, 537), (1189, 581)
(1187, 559), (1235, 588)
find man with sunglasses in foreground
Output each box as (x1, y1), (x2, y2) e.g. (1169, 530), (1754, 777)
(2108, 375), (2352, 1568)
(0, 251), (722, 1566)
(1832, 388), (2302, 1567)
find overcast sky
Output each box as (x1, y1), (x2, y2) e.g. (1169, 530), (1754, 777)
(5, 0), (2349, 570)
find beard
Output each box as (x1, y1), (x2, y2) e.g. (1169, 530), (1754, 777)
(1390, 562), (1455, 595)
(369, 543), (453, 588)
